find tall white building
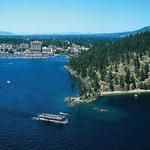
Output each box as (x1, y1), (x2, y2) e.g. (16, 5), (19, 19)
(30, 41), (42, 53)
(42, 46), (53, 54)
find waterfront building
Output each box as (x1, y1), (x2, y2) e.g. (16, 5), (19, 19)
(0, 44), (13, 51)
(19, 43), (29, 50)
(30, 41), (42, 53)
(42, 46), (53, 54)
(72, 44), (81, 49)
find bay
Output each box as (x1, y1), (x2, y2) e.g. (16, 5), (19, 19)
(0, 56), (150, 150)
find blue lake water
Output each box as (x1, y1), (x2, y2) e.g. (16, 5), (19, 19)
(0, 56), (150, 150)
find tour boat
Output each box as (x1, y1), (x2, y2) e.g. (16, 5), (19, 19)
(33, 113), (69, 124)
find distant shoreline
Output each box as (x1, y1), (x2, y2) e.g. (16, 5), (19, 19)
(0, 56), (49, 59)
(0, 52), (51, 59)
(0, 52), (69, 59)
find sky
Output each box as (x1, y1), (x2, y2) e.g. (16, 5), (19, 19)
(0, 0), (150, 34)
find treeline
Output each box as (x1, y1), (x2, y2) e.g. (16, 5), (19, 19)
(69, 32), (150, 94)
(0, 35), (112, 48)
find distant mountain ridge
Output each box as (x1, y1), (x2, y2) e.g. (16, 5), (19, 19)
(0, 26), (150, 37)
(0, 31), (14, 35)
(96, 26), (150, 38)
(135, 26), (150, 33)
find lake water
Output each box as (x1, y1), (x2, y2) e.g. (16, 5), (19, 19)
(0, 56), (150, 150)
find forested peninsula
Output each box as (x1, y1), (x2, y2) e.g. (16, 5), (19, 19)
(66, 32), (150, 103)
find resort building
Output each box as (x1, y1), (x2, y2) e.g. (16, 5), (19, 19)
(19, 43), (29, 50)
(30, 41), (42, 53)
(42, 45), (53, 54)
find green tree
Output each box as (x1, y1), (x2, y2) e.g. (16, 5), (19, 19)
(120, 75), (125, 89)
(81, 69), (87, 78)
(131, 75), (136, 90)
(133, 54), (140, 78)
(126, 53), (130, 64)
(125, 68), (131, 90)
(107, 67), (114, 91)
(77, 79), (86, 96)
(101, 69), (106, 81)
(114, 75), (119, 85)
(140, 67), (146, 81)
(109, 80), (114, 91)
(108, 66), (113, 82)
(144, 63), (149, 79)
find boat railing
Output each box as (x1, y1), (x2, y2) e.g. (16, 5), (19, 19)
(38, 113), (66, 120)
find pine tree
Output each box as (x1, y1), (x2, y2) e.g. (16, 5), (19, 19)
(108, 66), (113, 82)
(81, 69), (87, 78)
(94, 74), (101, 92)
(125, 68), (131, 90)
(144, 63), (149, 79)
(143, 83), (148, 90)
(126, 53), (130, 64)
(133, 54), (140, 78)
(131, 75), (136, 90)
(114, 75), (119, 85)
(120, 75), (125, 89)
(109, 80), (114, 91)
(101, 69), (106, 81)
(77, 79), (86, 96)
(108, 67), (114, 91)
(140, 67), (146, 81)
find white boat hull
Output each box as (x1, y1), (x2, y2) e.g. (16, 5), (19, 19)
(33, 117), (69, 124)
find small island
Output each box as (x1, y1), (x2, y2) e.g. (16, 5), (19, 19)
(65, 32), (150, 104)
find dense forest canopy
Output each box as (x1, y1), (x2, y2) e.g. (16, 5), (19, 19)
(70, 32), (150, 74)
(69, 32), (150, 97)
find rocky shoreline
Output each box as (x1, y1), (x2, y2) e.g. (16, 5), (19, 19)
(64, 65), (100, 104)
(64, 65), (150, 104)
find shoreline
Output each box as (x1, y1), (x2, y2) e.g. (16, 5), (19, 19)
(101, 89), (150, 96)
(0, 53), (51, 59)
(0, 53), (69, 59)
(64, 65), (150, 104)
(65, 89), (150, 105)
(0, 57), (49, 59)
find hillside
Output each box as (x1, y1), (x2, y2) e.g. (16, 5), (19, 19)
(68, 32), (150, 102)
(95, 26), (150, 38)
(0, 31), (14, 35)
(135, 26), (150, 33)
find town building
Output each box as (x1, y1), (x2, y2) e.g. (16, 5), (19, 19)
(42, 45), (53, 54)
(30, 41), (42, 53)
(19, 43), (29, 50)
(0, 44), (13, 51)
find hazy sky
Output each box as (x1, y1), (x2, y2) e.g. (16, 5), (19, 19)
(0, 0), (150, 34)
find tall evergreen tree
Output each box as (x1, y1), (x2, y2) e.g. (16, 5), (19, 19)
(133, 54), (140, 77)
(144, 63), (149, 79)
(131, 75), (136, 90)
(140, 66), (146, 81)
(125, 68), (131, 90)
(120, 75), (125, 89)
